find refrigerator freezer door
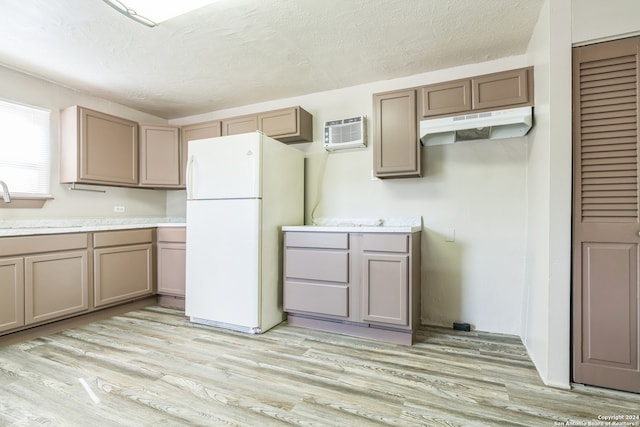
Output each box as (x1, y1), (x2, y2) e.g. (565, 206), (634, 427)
(185, 198), (261, 331)
(187, 133), (261, 200)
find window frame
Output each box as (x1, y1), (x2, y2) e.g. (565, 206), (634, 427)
(0, 98), (52, 208)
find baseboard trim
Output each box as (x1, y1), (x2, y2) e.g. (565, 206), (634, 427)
(0, 296), (157, 347)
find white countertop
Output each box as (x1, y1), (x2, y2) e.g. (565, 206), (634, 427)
(282, 217), (422, 233)
(0, 217), (186, 237)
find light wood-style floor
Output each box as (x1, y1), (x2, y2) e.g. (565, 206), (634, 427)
(0, 306), (638, 426)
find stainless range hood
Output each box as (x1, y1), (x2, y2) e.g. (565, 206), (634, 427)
(419, 106), (533, 146)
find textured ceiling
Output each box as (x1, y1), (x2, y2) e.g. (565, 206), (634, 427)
(0, 0), (544, 119)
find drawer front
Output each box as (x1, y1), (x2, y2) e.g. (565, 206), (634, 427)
(0, 233), (88, 257)
(93, 228), (153, 248)
(285, 249), (348, 283)
(362, 234), (409, 253)
(284, 281), (348, 317)
(285, 232), (348, 249)
(157, 227), (186, 243)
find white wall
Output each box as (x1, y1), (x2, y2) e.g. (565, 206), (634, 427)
(523, 0), (573, 389)
(572, 0), (640, 44)
(170, 56), (531, 336)
(0, 66), (170, 220)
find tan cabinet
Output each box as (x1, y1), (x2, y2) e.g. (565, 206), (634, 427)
(0, 233), (89, 333)
(139, 124), (181, 188)
(258, 106), (313, 143)
(25, 250), (89, 325)
(373, 89), (421, 178)
(361, 234), (411, 327)
(180, 120), (221, 186)
(284, 230), (421, 344)
(157, 227), (186, 297)
(419, 67), (533, 119)
(222, 115), (259, 136)
(284, 232), (350, 318)
(222, 106), (313, 143)
(420, 79), (472, 118)
(93, 229), (153, 308)
(60, 106), (138, 186)
(0, 257), (24, 333)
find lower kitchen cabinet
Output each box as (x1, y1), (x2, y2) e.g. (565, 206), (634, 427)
(362, 252), (409, 326)
(0, 233), (90, 333)
(157, 227), (186, 298)
(284, 232), (350, 318)
(25, 251), (89, 325)
(0, 258), (24, 333)
(93, 229), (154, 308)
(284, 230), (421, 345)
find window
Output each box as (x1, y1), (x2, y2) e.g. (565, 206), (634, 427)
(0, 99), (51, 197)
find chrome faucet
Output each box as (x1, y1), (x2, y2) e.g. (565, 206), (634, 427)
(0, 180), (11, 203)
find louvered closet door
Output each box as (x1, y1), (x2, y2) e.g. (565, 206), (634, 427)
(573, 36), (640, 393)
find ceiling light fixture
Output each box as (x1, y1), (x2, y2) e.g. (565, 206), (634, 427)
(102, 0), (219, 27)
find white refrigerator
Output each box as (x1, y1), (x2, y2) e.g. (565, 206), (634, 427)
(185, 131), (304, 333)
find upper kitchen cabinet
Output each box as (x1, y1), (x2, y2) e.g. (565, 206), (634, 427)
(222, 115), (258, 136)
(258, 106), (313, 143)
(420, 79), (472, 118)
(373, 89), (421, 178)
(419, 67), (533, 119)
(180, 120), (221, 186)
(60, 106), (138, 186)
(139, 124), (181, 188)
(222, 106), (313, 143)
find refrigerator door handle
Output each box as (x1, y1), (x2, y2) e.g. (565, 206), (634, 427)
(186, 155), (195, 199)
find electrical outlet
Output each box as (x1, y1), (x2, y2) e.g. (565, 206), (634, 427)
(445, 229), (455, 242)
(113, 205), (125, 213)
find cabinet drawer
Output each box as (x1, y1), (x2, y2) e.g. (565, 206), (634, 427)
(362, 234), (409, 253)
(157, 227), (186, 243)
(285, 232), (348, 249)
(285, 249), (349, 283)
(0, 233), (88, 257)
(93, 228), (153, 248)
(284, 281), (348, 317)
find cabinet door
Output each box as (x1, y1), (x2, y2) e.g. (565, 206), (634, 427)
(373, 89), (421, 178)
(157, 243), (186, 296)
(79, 107), (138, 185)
(362, 253), (408, 326)
(24, 251), (88, 325)
(572, 36), (640, 393)
(181, 120), (221, 186)
(420, 79), (471, 118)
(222, 115), (258, 136)
(472, 68), (529, 110)
(139, 125), (181, 187)
(258, 106), (313, 143)
(0, 257), (24, 333)
(94, 244), (153, 307)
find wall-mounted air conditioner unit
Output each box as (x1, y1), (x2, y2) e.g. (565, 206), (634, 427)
(324, 116), (366, 151)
